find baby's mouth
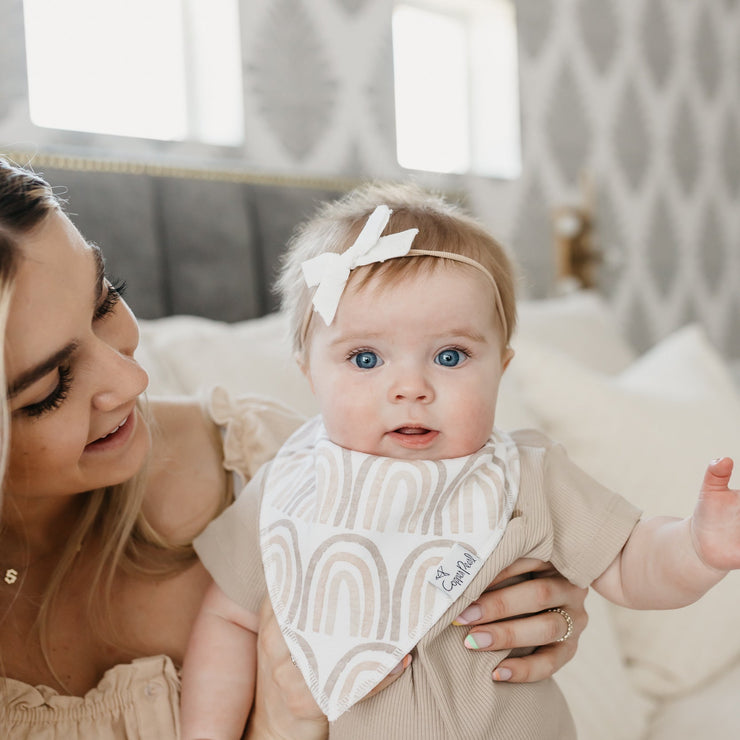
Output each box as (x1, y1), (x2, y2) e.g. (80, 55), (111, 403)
(395, 426), (431, 435)
(388, 426), (439, 449)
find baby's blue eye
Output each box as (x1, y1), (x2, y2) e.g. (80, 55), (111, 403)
(351, 351), (382, 369)
(435, 349), (465, 367)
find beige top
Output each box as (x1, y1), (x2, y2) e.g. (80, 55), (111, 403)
(0, 389), (305, 740)
(195, 428), (643, 740)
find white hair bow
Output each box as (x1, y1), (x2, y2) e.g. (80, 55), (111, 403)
(301, 205), (419, 326)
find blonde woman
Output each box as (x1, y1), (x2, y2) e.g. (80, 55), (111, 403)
(0, 158), (588, 739)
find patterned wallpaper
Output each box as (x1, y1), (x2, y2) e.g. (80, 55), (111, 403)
(500, 0), (740, 360)
(0, 0), (738, 358)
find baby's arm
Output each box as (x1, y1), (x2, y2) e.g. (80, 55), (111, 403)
(593, 458), (739, 608)
(181, 581), (261, 740)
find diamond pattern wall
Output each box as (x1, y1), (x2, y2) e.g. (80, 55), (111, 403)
(248, 0), (337, 161)
(641, 0), (674, 89)
(0, 0), (738, 359)
(496, 0), (740, 359)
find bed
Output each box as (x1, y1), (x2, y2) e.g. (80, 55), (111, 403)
(25, 154), (740, 740)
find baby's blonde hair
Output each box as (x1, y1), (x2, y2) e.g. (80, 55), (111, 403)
(276, 181), (518, 363)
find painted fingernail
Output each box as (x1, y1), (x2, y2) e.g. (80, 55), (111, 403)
(390, 654), (412, 674)
(464, 632), (492, 650)
(453, 604), (482, 626)
(493, 667), (513, 681)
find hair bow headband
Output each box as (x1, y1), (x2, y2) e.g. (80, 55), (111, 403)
(301, 205), (419, 326)
(301, 204), (507, 338)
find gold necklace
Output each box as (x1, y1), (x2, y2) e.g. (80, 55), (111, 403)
(1, 544), (80, 586)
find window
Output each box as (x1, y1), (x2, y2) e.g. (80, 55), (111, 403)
(22, 0), (244, 146)
(392, 0), (521, 179)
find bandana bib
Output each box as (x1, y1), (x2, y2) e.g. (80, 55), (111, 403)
(260, 417), (520, 720)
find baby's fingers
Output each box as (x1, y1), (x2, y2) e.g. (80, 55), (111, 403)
(703, 457), (734, 491)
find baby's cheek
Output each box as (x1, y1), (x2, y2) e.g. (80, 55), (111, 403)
(458, 406), (496, 451)
(324, 402), (365, 445)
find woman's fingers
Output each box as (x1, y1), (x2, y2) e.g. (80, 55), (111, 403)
(486, 557), (557, 587)
(454, 572), (585, 627)
(247, 598), (328, 740)
(462, 606), (582, 651)
(452, 564), (589, 683)
(493, 639), (580, 683)
(363, 655), (413, 700)
(257, 595), (411, 720)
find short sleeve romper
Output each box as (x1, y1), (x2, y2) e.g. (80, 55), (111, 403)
(195, 427), (642, 740)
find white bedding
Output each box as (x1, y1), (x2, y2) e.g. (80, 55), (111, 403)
(136, 291), (740, 740)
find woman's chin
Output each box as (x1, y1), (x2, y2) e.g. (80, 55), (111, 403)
(81, 408), (152, 486)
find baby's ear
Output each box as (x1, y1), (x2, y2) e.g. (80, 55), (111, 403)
(295, 351), (315, 392)
(502, 347), (515, 372)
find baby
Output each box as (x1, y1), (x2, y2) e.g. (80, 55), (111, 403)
(181, 182), (739, 740)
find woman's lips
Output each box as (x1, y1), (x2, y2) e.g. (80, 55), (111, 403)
(85, 411), (135, 451)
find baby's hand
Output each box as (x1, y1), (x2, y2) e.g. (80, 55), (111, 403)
(691, 458), (740, 572)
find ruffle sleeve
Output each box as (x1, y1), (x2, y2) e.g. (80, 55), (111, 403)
(206, 386), (306, 490)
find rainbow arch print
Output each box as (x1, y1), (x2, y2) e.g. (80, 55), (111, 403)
(262, 518), (304, 620)
(296, 533), (392, 639)
(323, 641), (401, 716)
(389, 538), (477, 641)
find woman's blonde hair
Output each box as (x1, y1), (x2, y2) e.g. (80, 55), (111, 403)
(0, 157), (198, 684)
(276, 181), (518, 364)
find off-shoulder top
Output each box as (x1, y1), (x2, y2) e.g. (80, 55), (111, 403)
(0, 389), (305, 740)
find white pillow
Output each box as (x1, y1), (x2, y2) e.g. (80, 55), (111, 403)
(556, 592), (654, 740)
(512, 324), (740, 698)
(496, 291), (636, 430)
(137, 313), (318, 416)
(516, 291), (636, 373)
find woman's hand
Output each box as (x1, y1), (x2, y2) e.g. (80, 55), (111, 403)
(245, 599), (328, 740)
(246, 598), (412, 737)
(452, 559), (588, 683)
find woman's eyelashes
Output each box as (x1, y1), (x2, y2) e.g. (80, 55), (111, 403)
(19, 277), (123, 418)
(21, 364), (73, 418)
(94, 278), (126, 321)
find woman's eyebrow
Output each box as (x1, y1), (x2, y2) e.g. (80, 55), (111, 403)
(91, 243), (106, 306)
(8, 245), (101, 400)
(7, 341), (79, 399)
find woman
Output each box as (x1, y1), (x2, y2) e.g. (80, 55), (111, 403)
(0, 157), (587, 739)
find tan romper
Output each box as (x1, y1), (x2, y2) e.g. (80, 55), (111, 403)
(196, 427), (642, 740)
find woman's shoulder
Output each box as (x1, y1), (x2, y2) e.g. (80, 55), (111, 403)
(142, 391), (306, 542)
(143, 395), (228, 543)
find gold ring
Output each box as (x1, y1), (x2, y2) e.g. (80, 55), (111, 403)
(548, 607), (574, 642)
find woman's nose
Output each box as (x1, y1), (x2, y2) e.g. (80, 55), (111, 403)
(91, 348), (149, 411)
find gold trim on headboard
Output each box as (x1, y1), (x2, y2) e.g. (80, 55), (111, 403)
(3, 150), (362, 192)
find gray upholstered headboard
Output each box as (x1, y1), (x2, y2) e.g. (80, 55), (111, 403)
(30, 156), (350, 322)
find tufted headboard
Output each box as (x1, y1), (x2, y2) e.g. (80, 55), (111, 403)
(25, 155), (351, 322)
